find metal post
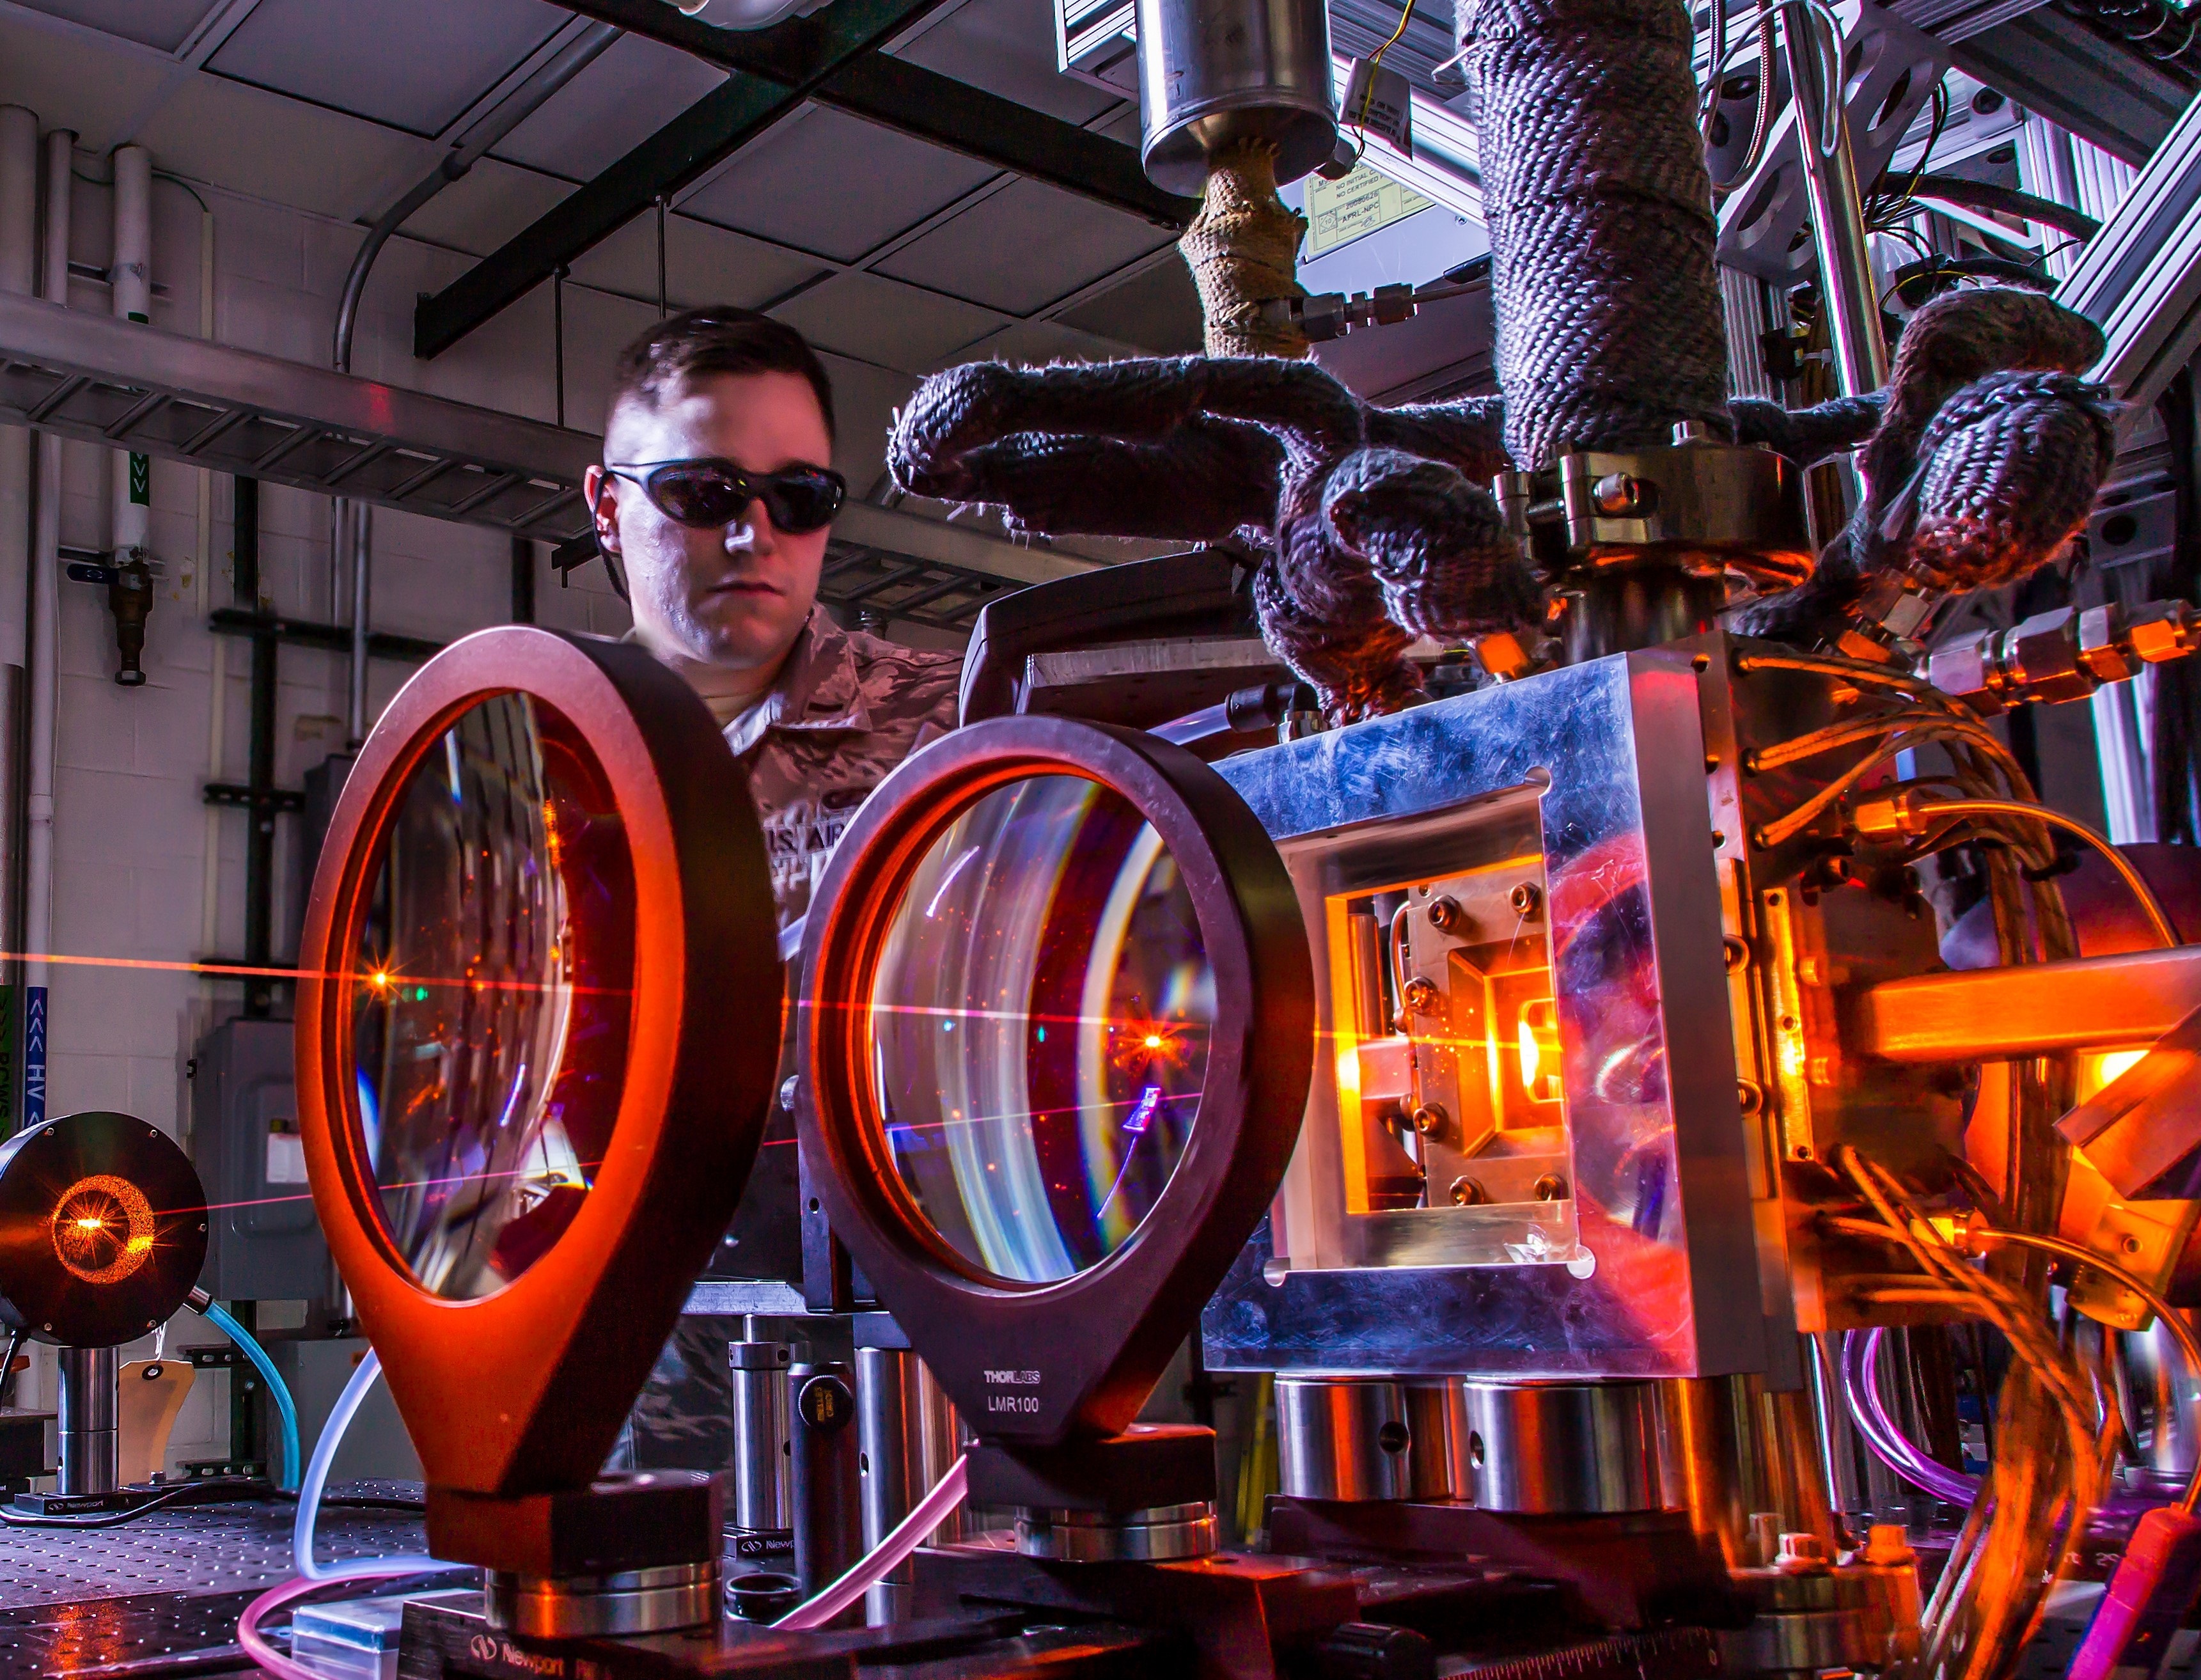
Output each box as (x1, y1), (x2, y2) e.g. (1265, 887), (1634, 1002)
(346, 501), (372, 745)
(1781, 5), (1889, 398)
(58, 1346), (117, 1495)
(239, 474), (276, 1019)
(552, 265), (567, 430)
(729, 1339), (792, 1545)
(788, 1360), (861, 1626)
(855, 1346), (964, 1624)
(511, 535), (537, 625)
(656, 196), (669, 321)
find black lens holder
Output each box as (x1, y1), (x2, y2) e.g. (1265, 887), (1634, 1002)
(795, 716), (1314, 1509)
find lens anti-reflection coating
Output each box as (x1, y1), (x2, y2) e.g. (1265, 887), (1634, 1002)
(350, 693), (635, 1300)
(870, 774), (1214, 1284)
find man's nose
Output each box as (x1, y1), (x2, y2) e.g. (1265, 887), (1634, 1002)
(726, 498), (778, 554)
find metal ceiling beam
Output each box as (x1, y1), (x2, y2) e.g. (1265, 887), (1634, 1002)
(0, 289), (1099, 596)
(0, 292), (597, 545)
(811, 54), (1191, 225)
(414, 0), (1191, 358)
(414, 0), (957, 359)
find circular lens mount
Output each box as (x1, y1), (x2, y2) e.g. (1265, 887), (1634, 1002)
(296, 627), (781, 1498)
(797, 716), (1313, 1446)
(0, 1112), (208, 1347)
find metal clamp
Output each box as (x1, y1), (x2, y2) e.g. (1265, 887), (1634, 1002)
(1496, 427), (1813, 592)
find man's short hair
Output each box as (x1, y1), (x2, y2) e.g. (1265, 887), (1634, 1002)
(606, 306), (836, 441)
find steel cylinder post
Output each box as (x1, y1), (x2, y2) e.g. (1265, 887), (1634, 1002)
(1660, 1372), (1833, 1567)
(1457, 1381), (1664, 1514)
(58, 1345), (118, 1495)
(1780, 7), (1889, 397)
(855, 1346), (963, 1624)
(729, 1340), (792, 1548)
(1276, 1378), (1412, 1502)
(788, 1361), (862, 1627)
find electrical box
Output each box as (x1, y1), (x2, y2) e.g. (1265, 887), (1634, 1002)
(193, 1016), (332, 1301)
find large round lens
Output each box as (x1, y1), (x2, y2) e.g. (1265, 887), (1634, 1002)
(349, 693), (635, 1300)
(870, 774), (1214, 1284)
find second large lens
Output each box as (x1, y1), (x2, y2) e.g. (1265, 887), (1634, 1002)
(869, 774), (1213, 1285)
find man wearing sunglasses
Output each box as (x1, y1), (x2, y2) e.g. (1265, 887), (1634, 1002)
(586, 308), (960, 1472)
(584, 306), (960, 927)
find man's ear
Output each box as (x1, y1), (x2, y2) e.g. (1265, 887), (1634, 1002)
(584, 466), (622, 556)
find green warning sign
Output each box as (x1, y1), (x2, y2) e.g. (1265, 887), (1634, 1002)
(1303, 163), (1433, 259)
(130, 452), (150, 506)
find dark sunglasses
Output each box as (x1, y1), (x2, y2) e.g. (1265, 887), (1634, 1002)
(602, 458), (846, 535)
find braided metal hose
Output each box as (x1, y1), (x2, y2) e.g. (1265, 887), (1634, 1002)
(1462, 0), (1733, 467)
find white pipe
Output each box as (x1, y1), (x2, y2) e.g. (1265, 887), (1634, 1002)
(111, 145), (150, 565)
(0, 108), (36, 673)
(0, 107), (36, 978)
(197, 194), (223, 960)
(25, 129), (72, 1124)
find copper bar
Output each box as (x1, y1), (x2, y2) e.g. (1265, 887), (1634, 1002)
(1849, 946), (2201, 1064)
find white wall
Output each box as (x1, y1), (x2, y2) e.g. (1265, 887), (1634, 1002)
(8, 152), (648, 1469)
(13, 131), (1004, 1475)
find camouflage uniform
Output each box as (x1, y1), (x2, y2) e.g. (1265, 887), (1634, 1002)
(728, 609), (962, 927)
(618, 608), (960, 1472)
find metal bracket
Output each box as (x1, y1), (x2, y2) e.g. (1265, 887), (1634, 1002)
(1716, 2), (1950, 284)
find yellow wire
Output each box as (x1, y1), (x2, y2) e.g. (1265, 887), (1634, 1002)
(1892, 797), (2179, 950)
(1350, 1), (1421, 141)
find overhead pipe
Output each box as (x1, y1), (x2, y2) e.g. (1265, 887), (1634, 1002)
(330, 19), (619, 742)
(1, 106), (37, 1029)
(193, 186), (224, 959)
(111, 146), (151, 555)
(108, 145), (153, 687)
(24, 127), (73, 1130)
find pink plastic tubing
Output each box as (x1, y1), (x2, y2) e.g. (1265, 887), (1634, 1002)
(774, 1455), (971, 1630)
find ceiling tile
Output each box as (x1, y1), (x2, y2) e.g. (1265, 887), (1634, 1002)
(892, 0), (1120, 125)
(1053, 255), (1202, 353)
(815, 350), (921, 489)
(771, 271), (1000, 372)
(954, 317), (1145, 366)
(0, 13), (175, 151)
(490, 33), (727, 182)
(133, 70), (430, 221)
(565, 211), (826, 313)
(873, 175), (1172, 314)
(680, 107), (999, 262)
(207, 0), (566, 136)
(394, 156), (574, 256)
(8, 0), (214, 52)
(1094, 104), (1141, 145)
